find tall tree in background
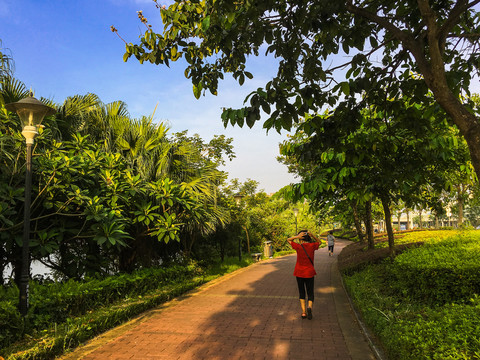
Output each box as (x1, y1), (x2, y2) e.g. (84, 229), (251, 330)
(117, 1), (480, 179)
(279, 96), (471, 253)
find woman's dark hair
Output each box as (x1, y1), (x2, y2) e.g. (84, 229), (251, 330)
(298, 229), (311, 242)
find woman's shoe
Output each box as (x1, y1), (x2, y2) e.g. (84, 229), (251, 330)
(301, 313), (307, 319)
(307, 308), (312, 320)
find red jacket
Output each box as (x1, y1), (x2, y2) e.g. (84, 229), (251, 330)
(291, 241), (319, 278)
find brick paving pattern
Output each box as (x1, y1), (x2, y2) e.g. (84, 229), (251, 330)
(64, 240), (375, 360)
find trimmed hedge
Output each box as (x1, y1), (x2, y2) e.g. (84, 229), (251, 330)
(345, 266), (480, 360)
(343, 230), (480, 359)
(30, 265), (199, 322)
(385, 234), (480, 305)
(0, 300), (23, 349)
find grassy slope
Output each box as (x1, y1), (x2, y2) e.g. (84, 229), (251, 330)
(342, 230), (480, 360)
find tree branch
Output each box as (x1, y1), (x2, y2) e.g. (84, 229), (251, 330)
(345, 1), (431, 80)
(448, 33), (480, 39)
(31, 171), (57, 209)
(437, 0), (479, 51)
(345, 1), (413, 45)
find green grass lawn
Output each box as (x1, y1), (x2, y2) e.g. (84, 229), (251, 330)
(343, 230), (480, 360)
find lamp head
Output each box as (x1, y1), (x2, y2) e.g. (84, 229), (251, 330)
(5, 95), (55, 144)
(234, 193), (244, 206)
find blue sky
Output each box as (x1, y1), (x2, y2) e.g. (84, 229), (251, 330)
(0, 0), (297, 194)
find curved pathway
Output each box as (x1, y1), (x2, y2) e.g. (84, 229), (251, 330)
(60, 239), (376, 360)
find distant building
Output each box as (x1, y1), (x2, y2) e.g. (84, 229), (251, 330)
(374, 210), (457, 232)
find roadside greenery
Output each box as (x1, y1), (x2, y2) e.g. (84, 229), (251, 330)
(0, 67), (321, 284)
(4, 3), (480, 355)
(344, 230), (480, 359)
(0, 44), (328, 359)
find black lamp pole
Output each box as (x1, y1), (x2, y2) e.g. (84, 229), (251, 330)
(6, 95), (55, 316)
(234, 194), (244, 261)
(19, 142), (33, 316)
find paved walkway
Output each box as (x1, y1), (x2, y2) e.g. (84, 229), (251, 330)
(60, 240), (376, 360)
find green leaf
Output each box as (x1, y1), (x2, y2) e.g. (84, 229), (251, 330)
(238, 73), (245, 85)
(193, 83), (202, 99)
(202, 16), (211, 31)
(261, 102), (271, 114)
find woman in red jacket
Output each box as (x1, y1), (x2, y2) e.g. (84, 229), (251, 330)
(287, 230), (321, 319)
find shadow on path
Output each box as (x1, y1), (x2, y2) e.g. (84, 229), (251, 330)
(63, 241), (375, 360)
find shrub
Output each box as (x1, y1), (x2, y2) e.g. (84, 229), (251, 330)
(343, 230), (480, 360)
(385, 234), (480, 305)
(0, 264), (202, 350)
(389, 296), (480, 360)
(0, 301), (23, 350)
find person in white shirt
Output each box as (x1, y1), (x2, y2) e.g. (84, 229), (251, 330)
(327, 231), (335, 256)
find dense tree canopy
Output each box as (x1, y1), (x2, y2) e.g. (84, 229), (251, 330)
(0, 50), (323, 283)
(118, 0), (480, 178)
(279, 95), (473, 251)
(0, 69), (237, 280)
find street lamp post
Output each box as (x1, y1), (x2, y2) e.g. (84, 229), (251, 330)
(293, 208), (299, 234)
(6, 95), (55, 316)
(233, 194), (244, 261)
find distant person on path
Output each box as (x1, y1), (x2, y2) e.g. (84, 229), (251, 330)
(327, 231), (336, 256)
(287, 230), (321, 320)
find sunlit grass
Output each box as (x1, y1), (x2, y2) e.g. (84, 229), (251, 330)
(344, 229), (480, 359)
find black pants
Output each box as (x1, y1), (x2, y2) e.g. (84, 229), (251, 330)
(296, 276), (315, 302)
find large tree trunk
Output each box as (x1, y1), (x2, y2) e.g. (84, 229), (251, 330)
(380, 194), (395, 255)
(119, 238), (137, 273)
(399, 1), (480, 182)
(364, 200), (374, 250)
(351, 201), (365, 243)
(430, 91), (480, 182)
(219, 234), (225, 262)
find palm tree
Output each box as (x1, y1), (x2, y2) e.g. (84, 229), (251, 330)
(0, 40), (14, 80)
(53, 93), (100, 141)
(113, 115), (173, 181)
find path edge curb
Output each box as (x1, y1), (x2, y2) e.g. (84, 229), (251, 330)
(333, 248), (386, 360)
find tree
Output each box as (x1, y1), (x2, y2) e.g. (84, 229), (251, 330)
(0, 73), (238, 279)
(0, 40), (14, 80)
(279, 96), (468, 253)
(117, 1), (480, 179)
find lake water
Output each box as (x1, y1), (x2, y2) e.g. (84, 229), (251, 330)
(3, 261), (52, 280)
